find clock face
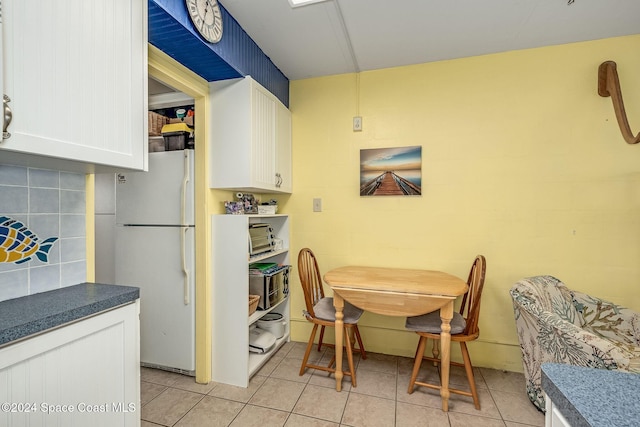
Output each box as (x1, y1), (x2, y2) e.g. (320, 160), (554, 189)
(186, 0), (223, 43)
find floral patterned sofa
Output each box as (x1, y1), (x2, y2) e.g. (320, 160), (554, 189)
(510, 275), (640, 411)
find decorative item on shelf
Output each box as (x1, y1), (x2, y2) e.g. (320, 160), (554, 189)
(236, 193), (258, 214)
(248, 294), (260, 316)
(258, 199), (278, 215)
(224, 201), (245, 215)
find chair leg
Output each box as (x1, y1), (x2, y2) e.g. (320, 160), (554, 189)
(317, 325), (326, 351)
(354, 325), (367, 360)
(432, 339), (440, 366)
(344, 325), (357, 387)
(460, 342), (480, 409)
(408, 335), (428, 394)
(326, 354), (336, 371)
(300, 324), (319, 376)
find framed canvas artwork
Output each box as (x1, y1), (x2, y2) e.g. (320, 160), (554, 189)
(360, 146), (422, 196)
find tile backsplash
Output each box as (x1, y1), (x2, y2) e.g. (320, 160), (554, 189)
(0, 164), (86, 302)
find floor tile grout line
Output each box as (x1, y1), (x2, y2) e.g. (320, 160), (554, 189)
(169, 392), (205, 427)
(140, 347), (545, 427)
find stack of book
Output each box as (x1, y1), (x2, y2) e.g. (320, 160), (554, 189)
(249, 263), (289, 276)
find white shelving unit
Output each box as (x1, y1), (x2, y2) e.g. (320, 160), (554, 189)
(211, 214), (290, 387)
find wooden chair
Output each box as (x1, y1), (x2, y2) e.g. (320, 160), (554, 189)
(405, 255), (487, 409)
(297, 248), (366, 385)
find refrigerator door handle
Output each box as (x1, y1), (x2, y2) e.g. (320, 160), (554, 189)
(181, 151), (190, 305)
(182, 226), (189, 305)
(182, 151), (190, 226)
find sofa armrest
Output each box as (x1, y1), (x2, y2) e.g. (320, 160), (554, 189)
(571, 290), (640, 347)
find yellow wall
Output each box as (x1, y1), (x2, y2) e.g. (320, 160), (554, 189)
(286, 35), (640, 372)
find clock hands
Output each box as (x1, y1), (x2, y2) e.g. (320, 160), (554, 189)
(187, 0), (222, 43)
(202, 1), (211, 22)
(202, 0), (218, 27)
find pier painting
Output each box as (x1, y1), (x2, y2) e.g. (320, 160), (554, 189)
(360, 146), (422, 196)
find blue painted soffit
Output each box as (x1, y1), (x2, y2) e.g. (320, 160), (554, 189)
(148, 0), (289, 107)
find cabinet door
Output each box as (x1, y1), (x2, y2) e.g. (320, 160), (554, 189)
(0, 0), (147, 172)
(0, 302), (140, 427)
(276, 102), (292, 193)
(210, 76), (291, 194)
(251, 84), (277, 191)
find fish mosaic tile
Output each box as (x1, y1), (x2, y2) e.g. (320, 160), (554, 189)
(0, 164), (86, 302)
(0, 216), (58, 264)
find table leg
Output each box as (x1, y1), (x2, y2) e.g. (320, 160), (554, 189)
(439, 301), (454, 412)
(333, 292), (345, 392)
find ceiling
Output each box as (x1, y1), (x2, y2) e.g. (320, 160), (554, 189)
(148, 77), (177, 96)
(219, 0), (640, 81)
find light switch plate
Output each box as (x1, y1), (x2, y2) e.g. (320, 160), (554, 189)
(313, 198), (322, 212)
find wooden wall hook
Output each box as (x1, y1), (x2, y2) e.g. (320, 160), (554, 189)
(598, 61), (640, 145)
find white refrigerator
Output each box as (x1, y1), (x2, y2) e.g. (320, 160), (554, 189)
(115, 149), (196, 375)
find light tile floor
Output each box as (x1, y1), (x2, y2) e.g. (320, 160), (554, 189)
(141, 341), (545, 427)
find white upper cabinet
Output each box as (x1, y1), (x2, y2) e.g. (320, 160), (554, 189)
(0, 0), (148, 173)
(210, 76), (292, 194)
(276, 101), (292, 193)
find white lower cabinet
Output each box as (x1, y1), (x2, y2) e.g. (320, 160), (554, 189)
(0, 301), (140, 427)
(211, 214), (290, 387)
(545, 392), (572, 427)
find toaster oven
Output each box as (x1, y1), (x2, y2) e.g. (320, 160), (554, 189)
(248, 223), (275, 256)
(249, 266), (290, 310)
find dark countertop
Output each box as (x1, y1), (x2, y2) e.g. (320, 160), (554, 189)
(0, 283), (139, 347)
(542, 363), (640, 427)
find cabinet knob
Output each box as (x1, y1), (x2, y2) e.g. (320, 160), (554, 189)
(3, 95), (12, 140)
(275, 173), (282, 187)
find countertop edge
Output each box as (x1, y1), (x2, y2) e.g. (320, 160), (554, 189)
(0, 283), (140, 347)
(542, 363), (640, 427)
(541, 364), (590, 427)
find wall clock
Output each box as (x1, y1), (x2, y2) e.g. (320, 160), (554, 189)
(186, 0), (223, 43)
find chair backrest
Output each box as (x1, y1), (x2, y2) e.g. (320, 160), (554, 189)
(459, 255), (486, 336)
(297, 248), (325, 318)
(510, 276), (579, 325)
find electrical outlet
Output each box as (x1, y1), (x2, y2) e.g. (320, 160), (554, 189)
(313, 198), (322, 212)
(353, 116), (362, 132)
